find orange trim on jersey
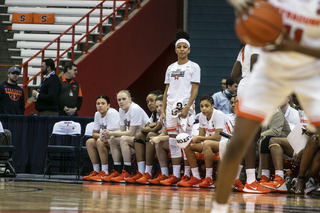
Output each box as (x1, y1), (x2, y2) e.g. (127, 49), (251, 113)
(166, 127), (177, 132)
(225, 123), (232, 134)
(236, 102), (264, 123)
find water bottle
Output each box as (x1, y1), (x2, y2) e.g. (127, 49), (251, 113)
(284, 169), (293, 192)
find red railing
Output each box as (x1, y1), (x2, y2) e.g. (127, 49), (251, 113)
(0, 0), (139, 115)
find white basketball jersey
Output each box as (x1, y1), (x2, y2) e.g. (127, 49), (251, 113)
(264, 0), (320, 77)
(199, 109), (233, 137)
(93, 108), (120, 131)
(236, 45), (261, 79)
(164, 60), (201, 106)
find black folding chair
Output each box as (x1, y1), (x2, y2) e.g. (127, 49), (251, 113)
(43, 121), (81, 179)
(0, 121), (16, 177)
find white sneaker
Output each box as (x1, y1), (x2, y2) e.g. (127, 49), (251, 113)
(305, 178), (318, 194)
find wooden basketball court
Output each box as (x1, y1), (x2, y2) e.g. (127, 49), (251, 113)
(1, 175), (320, 212)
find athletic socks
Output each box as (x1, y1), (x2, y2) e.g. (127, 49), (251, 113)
(191, 167), (200, 179)
(137, 161), (145, 174)
(101, 164), (109, 174)
(93, 164), (100, 173)
(246, 168), (256, 184)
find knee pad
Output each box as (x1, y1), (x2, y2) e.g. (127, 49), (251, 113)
(134, 138), (144, 144)
(169, 137), (182, 158)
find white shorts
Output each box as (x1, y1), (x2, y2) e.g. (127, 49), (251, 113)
(166, 103), (195, 134)
(237, 60), (320, 126)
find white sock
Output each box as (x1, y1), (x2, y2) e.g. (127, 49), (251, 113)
(246, 168), (256, 184)
(101, 164), (108, 174)
(261, 169), (270, 179)
(275, 170), (284, 179)
(173, 165), (181, 178)
(145, 165), (153, 175)
(184, 166), (191, 177)
(137, 161), (145, 174)
(114, 162), (121, 165)
(206, 168), (213, 179)
(191, 167), (200, 179)
(161, 167), (169, 177)
(124, 161), (131, 166)
(236, 165), (243, 179)
(211, 201), (228, 213)
(93, 164), (100, 173)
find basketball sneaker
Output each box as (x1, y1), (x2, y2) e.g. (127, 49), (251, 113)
(243, 180), (272, 193)
(259, 175), (270, 184)
(83, 171), (99, 181)
(111, 170), (131, 183)
(125, 171), (143, 183)
(101, 170), (120, 182)
(233, 178), (245, 192)
(136, 172), (152, 184)
(177, 175), (190, 186)
(178, 176), (202, 187)
(160, 175), (180, 186)
(90, 171), (108, 182)
(149, 173), (168, 185)
(199, 177), (215, 188)
(305, 178), (318, 194)
(260, 175), (287, 192)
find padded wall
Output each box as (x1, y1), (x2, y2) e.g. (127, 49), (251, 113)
(77, 0), (181, 117)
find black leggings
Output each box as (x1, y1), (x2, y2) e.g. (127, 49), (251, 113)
(260, 135), (275, 154)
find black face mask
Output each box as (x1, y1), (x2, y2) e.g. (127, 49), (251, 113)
(222, 91), (233, 100)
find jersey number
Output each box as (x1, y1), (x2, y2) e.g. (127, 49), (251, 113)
(284, 24), (303, 43)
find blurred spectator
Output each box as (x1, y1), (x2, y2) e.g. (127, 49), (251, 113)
(32, 58), (61, 116)
(212, 77), (237, 114)
(58, 62), (83, 116)
(0, 67), (25, 115)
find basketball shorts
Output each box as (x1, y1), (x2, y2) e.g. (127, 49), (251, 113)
(237, 60), (320, 126)
(166, 102), (195, 135)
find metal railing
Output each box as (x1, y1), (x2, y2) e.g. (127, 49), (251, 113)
(0, 0), (138, 115)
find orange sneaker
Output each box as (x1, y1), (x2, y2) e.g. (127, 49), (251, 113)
(178, 176), (202, 187)
(243, 180), (272, 193)
(160, 175), (180, 186)
(259, 175), (270, 184)
(199, 177), (215, 188)
(90, 171), (108, 182)
(177, 175), (190, 186)
(136, 172), (152, 184)
(149, 173), (168, 185)
(101, 170), (120, 182)
(125, 171), (143, 183)
(83, 171), (99, 181)
(111, 170), (131, 183)
(260, 175), (287, 192)
(233, 178), (245, 192)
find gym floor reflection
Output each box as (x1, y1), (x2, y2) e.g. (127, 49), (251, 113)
(1, 177), (320, 212)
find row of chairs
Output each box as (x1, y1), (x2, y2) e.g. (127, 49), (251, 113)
(43, 120), (94, 180)
(0, 121), (16, 177)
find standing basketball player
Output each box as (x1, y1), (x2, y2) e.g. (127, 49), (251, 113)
(213, 0), (320, 212)
(159, 30), (201, 185)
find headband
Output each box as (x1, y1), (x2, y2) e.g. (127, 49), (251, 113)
(175, 38), (190, 48)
